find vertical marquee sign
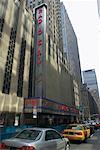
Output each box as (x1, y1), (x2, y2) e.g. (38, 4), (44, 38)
(34, 4), (47, 97)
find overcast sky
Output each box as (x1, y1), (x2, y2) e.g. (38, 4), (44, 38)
(62, 0), (100, 95)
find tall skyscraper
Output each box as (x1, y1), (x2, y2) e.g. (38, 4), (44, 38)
(60, 2), (82, 85)
(82, 69), (99, 102)
(81, 84), (99, 120)
(60, 2), (82, 110)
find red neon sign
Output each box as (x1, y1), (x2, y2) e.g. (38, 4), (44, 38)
(37, 7), (44, 65)
(38, 18), (43, 24)
(38, 40), (43, 46)
(70, 108), (79, 113)
(38, 28), (43, 35)
(58, 105), (69, 112)
(25, 99), (37, 107)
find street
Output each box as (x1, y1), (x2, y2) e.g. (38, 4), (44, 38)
(71, 130), (100, 150)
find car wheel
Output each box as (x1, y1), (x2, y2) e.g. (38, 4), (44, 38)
(66, 143), (70, 150)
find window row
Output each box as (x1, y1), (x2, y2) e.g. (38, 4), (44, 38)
(17, 38), (26, 97)
(0, 17), (4, 38)
(2, 28), (17, 94)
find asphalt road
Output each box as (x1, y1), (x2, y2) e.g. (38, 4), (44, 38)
(71, 129), (100, 150)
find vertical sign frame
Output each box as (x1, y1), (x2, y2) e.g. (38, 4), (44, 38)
(33, 3), (47, 97)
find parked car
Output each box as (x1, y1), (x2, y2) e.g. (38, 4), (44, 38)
(1, 128), (70, 150)
(82, 123), (95, 136)
(88, 120), (96, 126)
(82, 124), (90, 138)
(95, 123), (100, 129)
(88, 125), (95, 135)
(62, 124), (90, 142)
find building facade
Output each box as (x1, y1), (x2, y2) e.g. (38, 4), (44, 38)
(60, 2), (82, 85)
(81, 84), (99, 120)
(26, 0), (79, 126)
(0, 0), (33, 126)
(81, 84), (90, 120)
(88, 91), (99, 116)
(60, 2), (82, 111)
(82, 69), (99, 102)
(82, 69), (100, 114)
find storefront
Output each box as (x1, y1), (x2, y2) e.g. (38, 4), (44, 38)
(23, 97), (79, 127)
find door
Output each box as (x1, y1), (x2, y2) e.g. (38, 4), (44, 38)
(44, 130), (65, 150)
(44, 130), (57, 150)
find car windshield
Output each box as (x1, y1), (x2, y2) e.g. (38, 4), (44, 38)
(15, 129), (42, 140)
(66, 125), (82, 130)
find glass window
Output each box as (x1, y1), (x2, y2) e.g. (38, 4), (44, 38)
(48, 35), (51, 55)
(66, 125), (82, 130)
(52, 131), (62, 139)
(17, 38), (26, 97)
(45, 130), (62, 141)
(15, 129), (42, 140)
(2, 28), (16, 94)
(45, 131), (53, 141)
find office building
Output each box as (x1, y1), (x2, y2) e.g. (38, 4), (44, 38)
(60, 2), (82, 85)
(60, 2), (82, 111)
(82, 69), (99, 101)
(0, 0), (33, 126)
(81, 84), (99, 120)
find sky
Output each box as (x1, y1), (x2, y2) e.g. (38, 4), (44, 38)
(62, 0), (100, 95)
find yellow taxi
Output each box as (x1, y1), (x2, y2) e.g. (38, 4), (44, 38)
(82, 124), (90, 138)
(62, 124), (90, 142)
